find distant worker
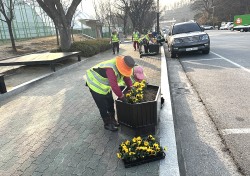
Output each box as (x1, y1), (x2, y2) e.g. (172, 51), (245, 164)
(85, 56), (135, 131)
(111, 30), (120, 55)
(138, 33), (155, 54)
(132, 29), (140, 51)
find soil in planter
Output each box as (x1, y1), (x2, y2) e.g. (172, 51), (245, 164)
(124, 86), (158, 103)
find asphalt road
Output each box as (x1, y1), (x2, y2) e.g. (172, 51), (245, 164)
(166, 30), (250, 176)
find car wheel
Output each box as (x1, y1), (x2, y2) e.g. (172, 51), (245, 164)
(170, 51), (177, 58)
(202, 49), (210, 54)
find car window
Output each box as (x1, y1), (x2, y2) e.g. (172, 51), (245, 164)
(172, 23), (201, 35)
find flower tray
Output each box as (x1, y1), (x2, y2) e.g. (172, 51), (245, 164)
(123, 151), (165, 168)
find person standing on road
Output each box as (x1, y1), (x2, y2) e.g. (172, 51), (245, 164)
(85, 56), (135, 132)
(132, 29), (140, 51)
(111, 30), (120, 55)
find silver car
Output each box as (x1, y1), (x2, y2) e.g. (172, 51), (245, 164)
(166, 21), (210, 58)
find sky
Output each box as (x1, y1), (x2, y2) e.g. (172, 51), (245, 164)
(79, 0), (181, 18)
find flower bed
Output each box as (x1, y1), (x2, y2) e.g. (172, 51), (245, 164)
(115, 83), (161, 136)
(117, 135), (166, 168)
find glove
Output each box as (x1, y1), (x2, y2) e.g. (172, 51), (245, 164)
(118, 95), (127, 103)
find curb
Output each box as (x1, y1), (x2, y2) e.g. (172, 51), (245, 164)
(159, 46), (180, 175)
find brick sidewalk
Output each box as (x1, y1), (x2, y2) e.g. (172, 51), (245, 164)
(0, 43), (162, 175)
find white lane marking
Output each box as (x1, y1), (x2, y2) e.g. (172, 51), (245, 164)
(182, 58), (223, 62)
(221, 128), (250, 135)
(211, 51), (250, 73)
(183, 61), (228, 69)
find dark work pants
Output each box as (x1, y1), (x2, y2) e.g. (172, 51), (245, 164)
(112, 42), (119, 54)
(144, 44), (149, 53)
(133, 41), (139, 50)
(89, 88), (115, 120)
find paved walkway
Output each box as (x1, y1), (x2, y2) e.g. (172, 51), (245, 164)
(0, 43), (178, 175)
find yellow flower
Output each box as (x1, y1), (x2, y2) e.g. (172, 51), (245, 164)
(124, 148), (129, 153)
(126, 93), (130, 97)
(132, 137), (137, 143)
(133, 82), (139, 87)
(156, 147), (160, 152)
(148, 135), (153, 139)
(129, 152), (135, 155)
(147, 148), (153, 152)
(136, 136), (142, 141)
(122, 145), (128, 152)
(144, 141), (149, 146)
(117, 153), (121, 158)
(153, 143), (159, 148)
(125, 140), (130, 145)
(151, 150), (156, 155)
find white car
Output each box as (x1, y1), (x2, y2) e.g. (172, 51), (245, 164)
(220, 22), (233, 30)
(200, 25), (214, 30)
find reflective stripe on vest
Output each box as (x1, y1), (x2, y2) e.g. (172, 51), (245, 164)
(111, 34), (119, 42)
(86, 57), (124, 95)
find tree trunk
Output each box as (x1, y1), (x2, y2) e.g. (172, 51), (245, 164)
(58, 25), (72, 51)
(6, 21), (17, 52)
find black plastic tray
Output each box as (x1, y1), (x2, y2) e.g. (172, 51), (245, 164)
(123, 151), (165, 168)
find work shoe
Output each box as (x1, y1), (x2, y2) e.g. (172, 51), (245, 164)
(108, 112), (120, 127)
(104, 123), (118, 131)
(103, 117), (118, 131)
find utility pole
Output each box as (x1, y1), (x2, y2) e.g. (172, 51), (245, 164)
(157, 0), (159, 34)
(212, 6), (215, 27)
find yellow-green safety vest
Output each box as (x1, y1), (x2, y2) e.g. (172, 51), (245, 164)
(111, 34), (119, 43)
(86, 57), (124, 95)
(118, 68), (136, 86)
(133, 32), (139, 41)
(138, 34), (149, 44)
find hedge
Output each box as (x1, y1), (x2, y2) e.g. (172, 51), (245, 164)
(51, 38), (112, 57)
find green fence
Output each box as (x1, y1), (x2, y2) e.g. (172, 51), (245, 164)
(0, 0), (55, 44)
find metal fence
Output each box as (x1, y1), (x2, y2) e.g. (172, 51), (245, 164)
(0, 0), (55, 44)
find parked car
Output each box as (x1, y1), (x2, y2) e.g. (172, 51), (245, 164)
(219, 22), (233, 30)
(161, 27), (169, 42)
(200, 25), (214, 30)
(166, 21), (210, 58)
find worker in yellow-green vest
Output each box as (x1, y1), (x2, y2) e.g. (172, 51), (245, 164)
(138, 32), (154, 54)
(132, 29), (140, 51)
(110, 30), (120, 55)
(85, 56), (135, 132)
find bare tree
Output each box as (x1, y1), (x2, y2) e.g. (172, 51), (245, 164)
(129, 0), (157, 33)
(114, 0), (130, 36)
(93, 0), (114, 36)
(191, 0), (250, 25)
(36, 0), (81, 50)
(0, 0), (17, 51)
(190, 0), (215, 24)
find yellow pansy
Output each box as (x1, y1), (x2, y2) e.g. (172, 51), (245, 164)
(144, 141), (149, 146)
(117, 153), (121, 158)
(125, 140), (130, 145)
(137, 136), (142, 141)
(153, 143), (159, 148)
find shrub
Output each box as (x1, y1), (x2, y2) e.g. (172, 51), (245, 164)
(50, 38), (111, 57)
(69, 39), (111, 57)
